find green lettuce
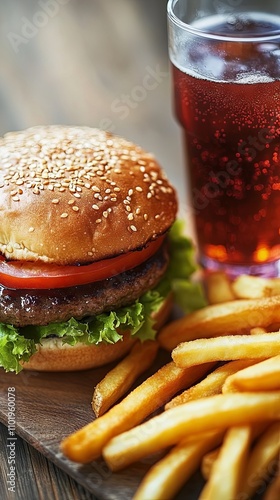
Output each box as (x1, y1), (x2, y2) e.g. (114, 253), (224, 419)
(0, 221), (206, 372)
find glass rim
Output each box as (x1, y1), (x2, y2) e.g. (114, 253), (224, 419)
(167, 0), (280, 42)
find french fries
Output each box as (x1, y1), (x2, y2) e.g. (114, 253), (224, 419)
(61, 271), (280, 499)
(172, 332), (280, 368)
(232, 274), (280, 299)
(200, 423), (268, 482)
(165, 359), (259, 410)
(199, 426), (253, 500)
(103, 392), (280, 471)
(205, 271), (235, 304)
(92, 340), (159, 416)
(61, 361), (212, 463)
(201, 448), (220, 480)
(223, 355), (280, 393)
(158, 295), (280, 351)
(239, 422), (280, 498)
(133, 431), (223, 500)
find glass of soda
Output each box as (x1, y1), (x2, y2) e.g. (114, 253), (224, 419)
(168, 0), (280, 276)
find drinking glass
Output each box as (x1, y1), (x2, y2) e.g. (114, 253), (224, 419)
(168, 0), (280, 276)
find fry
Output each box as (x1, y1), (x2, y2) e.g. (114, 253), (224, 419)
(206, 272), (235, 304)
(232, 274), (280, 299)
(201, 448), (220, 480)
(103, 392), (280, 471)
(61, 361), (212, 463)
(133, 431), (223, 500)
(239, 422), (280, 499)
(165, 359), (259, 410)
(201, 423), (268, 481)
(223, 355), (280, 394)
(200, 426), (253, 500)
(92, 340), (159, 416)
(172, 332), (280, 368)
(158, 296), (280, 351)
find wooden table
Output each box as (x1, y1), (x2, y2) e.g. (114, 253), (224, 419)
(0, 1), (188, 499)
(0, 423), (95, 499)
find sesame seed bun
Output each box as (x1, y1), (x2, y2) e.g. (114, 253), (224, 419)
(0, 126), (177, 265)
(21, 293), (173, 372)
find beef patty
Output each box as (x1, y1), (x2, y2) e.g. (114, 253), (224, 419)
(0, 241), (169, 327)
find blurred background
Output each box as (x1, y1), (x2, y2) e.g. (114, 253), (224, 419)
(0, 0), (187, 207)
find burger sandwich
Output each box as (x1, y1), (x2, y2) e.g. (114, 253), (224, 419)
(0, 126), (203, 372)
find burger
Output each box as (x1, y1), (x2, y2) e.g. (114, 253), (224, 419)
(0, 126), (202, 373)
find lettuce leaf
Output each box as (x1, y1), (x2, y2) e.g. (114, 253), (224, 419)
(0, 221), (206, 372)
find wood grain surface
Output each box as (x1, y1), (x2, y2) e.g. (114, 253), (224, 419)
(0, 424), (95, 500)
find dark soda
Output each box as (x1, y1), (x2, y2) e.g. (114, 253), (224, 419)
(173, 13), (280, 268)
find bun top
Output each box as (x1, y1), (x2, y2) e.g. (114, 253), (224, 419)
(0, 126), (177, 264)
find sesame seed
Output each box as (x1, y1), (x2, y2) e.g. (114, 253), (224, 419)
(0, 126), (175, 234)
(29, 227), (35, 232)
(96, 219), (102, 224)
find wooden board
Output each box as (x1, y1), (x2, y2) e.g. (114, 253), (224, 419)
(0, 351), (204, 500)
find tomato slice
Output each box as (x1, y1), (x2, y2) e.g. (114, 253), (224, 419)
(0, 236), (165, 290)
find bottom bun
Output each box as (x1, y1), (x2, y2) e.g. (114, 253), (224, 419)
(21, 293), (173, 372)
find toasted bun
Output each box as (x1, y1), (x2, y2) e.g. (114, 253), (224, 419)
(0, 126), (177, 265)
(21, 293), (173, 372)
